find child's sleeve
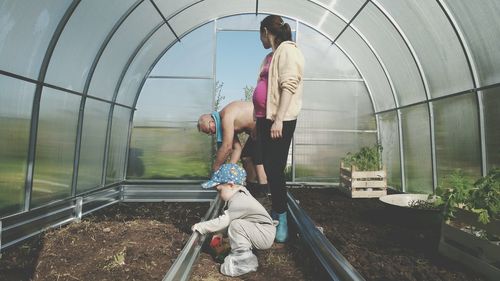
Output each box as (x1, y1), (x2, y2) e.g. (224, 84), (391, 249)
(192, 210), (231, 235)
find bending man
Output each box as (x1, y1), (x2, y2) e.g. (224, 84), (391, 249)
(197, 101), (267, 196)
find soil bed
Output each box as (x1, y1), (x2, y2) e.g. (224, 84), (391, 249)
(290, 187), (488, 281)
(189, 195), (327, 281)
(0, 202), (209, 281)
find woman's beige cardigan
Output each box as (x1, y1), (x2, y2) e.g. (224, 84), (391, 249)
(261, 41), (305, 121)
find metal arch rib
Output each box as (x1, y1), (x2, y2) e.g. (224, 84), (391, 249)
(287, 192), (366, 281)
(162, 195), (223, 281)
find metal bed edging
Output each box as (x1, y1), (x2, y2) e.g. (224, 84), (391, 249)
(162, 195), (223, 281)
(287, 192), (366, 281)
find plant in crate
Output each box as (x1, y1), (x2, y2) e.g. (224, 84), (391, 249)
(437, 168), (500, 280)
(339, 144), (386, 198)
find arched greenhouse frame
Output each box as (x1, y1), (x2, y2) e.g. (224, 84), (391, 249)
(1, 1), (499, 280)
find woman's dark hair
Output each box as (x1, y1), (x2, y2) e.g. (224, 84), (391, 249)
(260, 15), (292, 47)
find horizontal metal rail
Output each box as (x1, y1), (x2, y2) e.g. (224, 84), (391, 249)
(163, 195), (223, 281)
(287, 192), (366, 281)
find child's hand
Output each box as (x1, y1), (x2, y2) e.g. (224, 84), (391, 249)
(191, 223), (200, 233)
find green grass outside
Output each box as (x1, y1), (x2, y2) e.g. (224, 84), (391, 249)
(127, 127), (211, 179)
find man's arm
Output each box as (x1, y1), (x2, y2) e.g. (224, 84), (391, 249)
(212, 116), (235, 172)
(229, 135), (242, 164)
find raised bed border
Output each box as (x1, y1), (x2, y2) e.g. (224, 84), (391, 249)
(438, 210), (500, 281)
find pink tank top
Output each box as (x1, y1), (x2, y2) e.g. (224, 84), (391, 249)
(253, 53), (273, 118)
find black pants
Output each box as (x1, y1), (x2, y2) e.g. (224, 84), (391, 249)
(256, 118), (296, 213)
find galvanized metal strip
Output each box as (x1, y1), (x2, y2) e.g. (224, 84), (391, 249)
(163, 195), (222, 281)
(287, 192), (366, 281)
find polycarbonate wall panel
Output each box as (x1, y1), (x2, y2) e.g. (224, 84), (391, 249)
(45, 0), (136, 92)
(77, 99), (110, 193)
(259, 0), (345, 37)
(130, 78), (212, 179)
(378, 111), (401, 190)
(294, 131), (377, 182)
(150, 23), (213, 77)
(115, 25), (176, 106)
(298, 81), (375, 131)
(87, 1), (163, 101)
(0, 0), (70, 79)
(128, 127), (211, 179)
(168, 0), (255, 37)
(0, 76), (34, 216)
(299, 24), (360, 79)
(353, 3), (426, 106)
(32, 88), (80, 208)
(401, 104), (432, 194)
(434, 93), (481, 183)
(135, 79), (212, 126)
(375, 0), (472, 98)
(444, 0), (500, 87)
(483, 87), (500, 170)
(313, 0), (366, 22)
(337, 27), (395, 111)
(106, 106), (131, 184)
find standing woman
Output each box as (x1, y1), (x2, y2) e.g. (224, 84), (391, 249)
(253, 15), (304, 242)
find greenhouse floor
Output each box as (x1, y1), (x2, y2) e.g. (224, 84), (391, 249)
(0, 188), (490, 281)
(0, 202), (210, 281)
(290, 188), (487, 281)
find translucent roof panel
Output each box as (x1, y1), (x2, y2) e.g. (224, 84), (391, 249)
(168, 0), (255, 37)
(88, 1), (163, 101)
(45, 0), (136, 92)
(150, 23), (213, 78)
(116, 25), (176, 107)
(375, 0), (472, 98)
(153, 0), (193, 20)
(353, 2), (426, 106)
(0, 0), (71, 79)
(313, 0), (367, 22)
(259, 0), (345, 37)
(299, 23), (360, 79)
(337, 27), (395, 112)
(444, 0), (500, 87)
(216, 14), (296, 31)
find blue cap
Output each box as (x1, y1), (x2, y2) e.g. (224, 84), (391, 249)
(201, 163), (246, 189)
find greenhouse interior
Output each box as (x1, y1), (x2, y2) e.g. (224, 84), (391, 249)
(0, 0), (499, 280)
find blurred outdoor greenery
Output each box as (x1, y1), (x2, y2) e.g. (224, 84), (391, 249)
(127, 127), (211, 179)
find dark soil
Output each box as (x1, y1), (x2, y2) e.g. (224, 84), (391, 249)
(2, 188), (489, 281)
(189, 194), (327, 281)
(0, 202), (209, 281)
(290, 187), (488, 281)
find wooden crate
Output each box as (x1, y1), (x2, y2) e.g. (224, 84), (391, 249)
(439, 219), (500, 281)
(339, 162), (387, 198)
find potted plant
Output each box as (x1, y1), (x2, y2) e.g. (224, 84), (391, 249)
(437, 169), (500, 280)
(339, 144), (387, 198)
